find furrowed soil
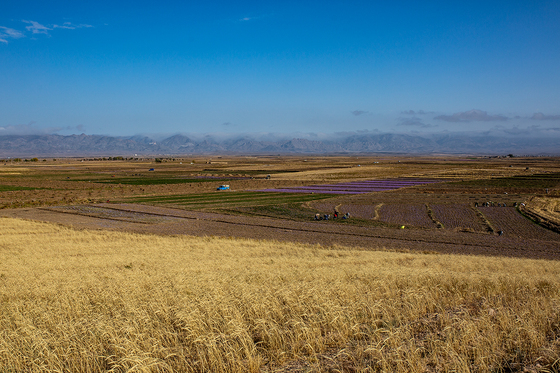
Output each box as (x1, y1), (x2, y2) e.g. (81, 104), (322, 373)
(1, 155), (559, 259)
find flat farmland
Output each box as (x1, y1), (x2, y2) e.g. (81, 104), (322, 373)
(377, 204), (436, 228)
(1, 155), (559, 258)
(2, 155), (560, 372)
(431, 203), (487, 232)
(480, 206), (560, 241)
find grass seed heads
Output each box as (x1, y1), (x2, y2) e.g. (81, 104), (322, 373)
(1, 217), (560, 372)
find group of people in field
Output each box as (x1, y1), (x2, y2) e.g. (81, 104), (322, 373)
(312, 203), (509, 238)
(474, 201), (521, 207)
(314, 206), (350, 221)
(474, 201), (517, 207)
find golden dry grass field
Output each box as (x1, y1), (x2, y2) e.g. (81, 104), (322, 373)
(1, 155), (560, 372)
(1, 217), (560, 372)
(523, 197), (560, 228)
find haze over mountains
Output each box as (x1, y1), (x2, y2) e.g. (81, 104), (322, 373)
(0, 132), (558, 157)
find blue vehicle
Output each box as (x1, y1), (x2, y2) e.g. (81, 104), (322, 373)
(217, 184), (230, 191)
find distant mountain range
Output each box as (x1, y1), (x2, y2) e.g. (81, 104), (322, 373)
(0, 133), (558, 157)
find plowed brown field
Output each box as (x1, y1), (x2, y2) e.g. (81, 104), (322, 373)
(2, 202), (559, 260)
(1, 155), (559, 260)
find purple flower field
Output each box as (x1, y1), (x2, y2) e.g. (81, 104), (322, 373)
(256, 179), (439, 194)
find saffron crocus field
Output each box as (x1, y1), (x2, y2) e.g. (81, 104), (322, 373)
(257, 179), (440, 194)
(1, 218), (560, 372)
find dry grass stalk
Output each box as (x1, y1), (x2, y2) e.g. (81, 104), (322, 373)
(523, 197), (560, 231)
(1, 217), (559, 372)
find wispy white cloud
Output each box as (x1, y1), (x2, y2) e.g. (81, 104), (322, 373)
(351, 110), (368, 116)
(500, 125), (539, 136)
(492, 124), (560, 137)
(1, 20), (94, 42)
(22, 20), (52, 35)
(397, 117), (434, 128)
(238, 14), (270, 22)
(53, 22), (93, 30)
(434, 109), (508, 122)
(531, 112), (560, 120)
(401, 109), (433, 115)
(0, 26), (25, 44)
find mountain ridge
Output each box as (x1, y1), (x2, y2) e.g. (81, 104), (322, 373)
(0, 133), (558, 157)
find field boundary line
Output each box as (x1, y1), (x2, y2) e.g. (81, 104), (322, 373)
(373, 203), (382, 220)
(39, 206), (172, 225)
(42, 204), (560, 253)
(519, 205), (560, 234)
(474, 206), (495, 233)
(426, 203), (443, 229)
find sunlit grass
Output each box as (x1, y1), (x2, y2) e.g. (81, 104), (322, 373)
(1, 217), (560, 372)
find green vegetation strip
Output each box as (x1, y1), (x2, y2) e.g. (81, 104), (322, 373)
(454, 173), (560, 188)
(126, 192), (335, 207)
(75, 177), (232, 185)
(128, 192), (293, 202)
(0, 185), (37, 191)
(202, 169), (297, 174)
(175, 196), (332, 208)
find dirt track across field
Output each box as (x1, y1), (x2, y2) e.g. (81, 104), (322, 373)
(2, 203), (559, 260)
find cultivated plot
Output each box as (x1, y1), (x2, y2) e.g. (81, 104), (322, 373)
(479, 206), (560, 241)
(378, 204), (436, 229)
(256, 178), (440, 194)
(431, 204), (487, 232)
(126, 191), (336, 210)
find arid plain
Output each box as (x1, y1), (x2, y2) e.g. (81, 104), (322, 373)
(1, 155), (560, 372)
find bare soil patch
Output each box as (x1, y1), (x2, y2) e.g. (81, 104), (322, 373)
(2, 202), (559, 260)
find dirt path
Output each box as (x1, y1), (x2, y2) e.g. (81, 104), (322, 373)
(1, 203), (559, 260)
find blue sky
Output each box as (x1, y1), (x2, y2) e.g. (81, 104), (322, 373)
(1, 1), (559, 138)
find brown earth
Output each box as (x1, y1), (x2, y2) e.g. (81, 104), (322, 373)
(1, 156), (559, 260)
(2, 202), (559, 260)
(1, 155), (558, 209)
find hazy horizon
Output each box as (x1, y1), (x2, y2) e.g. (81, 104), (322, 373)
(1, 1), (559, 139)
